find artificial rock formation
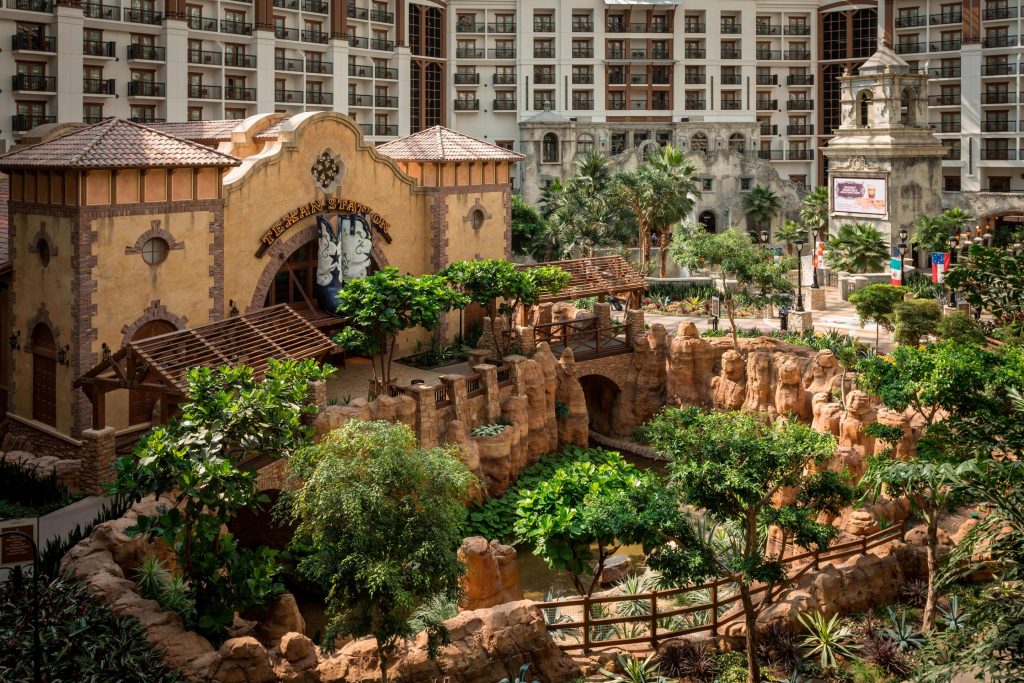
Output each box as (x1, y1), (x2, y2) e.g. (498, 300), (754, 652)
(555, 349), (589, 447)
(710, 350), (747, 411)
(774, 357), (810, 421)
(837, 390), (877, 478)
(742, 351), (777, 417)
(458, 537), (523, 611)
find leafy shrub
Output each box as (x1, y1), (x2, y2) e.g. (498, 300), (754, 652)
(893, 298), (943, 346)
(701, 327), (870, 362)
(408, 594), (457, 634)
(713, 650), (748, 683)
(464, 446), (625, 541)
(0, 571), (183, 682)
(937, 312), (987, 346)
(573, 297), (597, 311)
(904, 271), (945, 301)
(554, 400), (570, 420)
(0, 457), (84, 519)
(470, 423), (509, 437)
(404, 339), (471, 369)
(599, 653), (661, 683)
(657, 639), (718, 680)
(757, 621), (800, 669)
(646, 282), (719, 303)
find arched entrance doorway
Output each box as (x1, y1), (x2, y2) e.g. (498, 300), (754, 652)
(578, 374), (620, 435)
(698, 210), (717, 233)
(128, 319), (177, 425)
(31, 324), (56, 427)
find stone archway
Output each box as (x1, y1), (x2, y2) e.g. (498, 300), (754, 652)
(698, 210), (717, 233)
(578, 374), (621, 435)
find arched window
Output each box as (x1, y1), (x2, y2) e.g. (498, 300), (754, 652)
(542, 132), (559, 162)
(128, 319), (177, 425)
(900, 88), (914, 126)
(691, 132), (708, 154)
(857, 90), (873, 127)
(698, 210), (717, 233)
(728, 133), (746, 153)
(31, 323), (56, 427)
(576, 133), (594, 156)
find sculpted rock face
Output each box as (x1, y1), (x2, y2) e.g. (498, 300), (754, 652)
(804, 350), (841, 396)
(668, 322), (711, 406)
(811, 393), (843, 436)
(521, 358), (552, 461)
(775, 357), (810, 421)
(743, 352), (776, 417)
(838, 390), (877, 478)
(711, 350), (747, 410)
(631, 325), (670, 426)
(208, 637), (276, 683)
(500, 394), (530, 481)
(876, 407), (918, 460)
(457, 537), (523, 611)
(531, 343), (561, 454)
(555, 349), (589, 446)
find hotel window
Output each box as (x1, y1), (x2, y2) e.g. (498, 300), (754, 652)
(224, 9), (247, 30)
(652, 66), (670, 84)
(572, 91), (593, 109)
(608, 91), (625, 109)
(534, 90), (555, 109)
(495, 66), (515, 84)
(306, 20), (324, 38)
(533, 12), (554, 32)
(456, 14), (477, 31)
(684, 15), (703, 32)
(496, 140), (515, 151)
(456, 39), (477, 57)
(940, 111), (960, 132)
(610, 133), (627, 154)
(273, 16), (286, 38)
(572, 39), (592, 58)
(493, 13), (514, 31)
(944, 175), (961, 192)
(572, 13), (592, 32)
(226, 107), (247, 120)
(130, 104), (157, 122)
(456, 91), (477, 106)
(534, 65), (554, 84)
(572, 66), (593, 84)
(576, 134), (594, 155)
(651, 40), (668, 58)
(541, 132), (559, 162)
(185, 3), (201, 27)
(188, 106), (203, 121)
(83, 102), (103, 124)
(494, 40), (514, 58)
(534, 39), (554, 58)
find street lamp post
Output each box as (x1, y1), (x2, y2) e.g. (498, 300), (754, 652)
(0, 530), (40, 683)
(897, 241), (908, 285)
(794, 239), (805, 311)
(760, 229), (769, 245)
(947, 234), (960, 308)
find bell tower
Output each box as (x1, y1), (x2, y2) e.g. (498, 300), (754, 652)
(823, 38), (947, 246)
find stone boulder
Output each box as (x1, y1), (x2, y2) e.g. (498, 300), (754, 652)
(207, 637), (277, 683)
(245, 593), (306, 648)
(272, 633), (320, 683)
(458, 537), (523, 611)
(555, 349), (589, 447)
(597, 555), (632, 585)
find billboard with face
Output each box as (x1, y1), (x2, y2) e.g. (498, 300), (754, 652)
(832, 177), (888, 216)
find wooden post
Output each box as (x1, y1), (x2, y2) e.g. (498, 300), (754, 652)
(650, 594), (658, 649)
(812, 549), (820, 571)
(582, 595), (591, 654)
(710, 583), (719, 636)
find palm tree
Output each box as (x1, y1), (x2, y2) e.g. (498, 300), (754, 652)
(776, 219), (805, 255)
(800, 186), (830, 241)
(539, 153), (620, 259)
(610, 167), (659, 274)
(825, 223), (889, 273)
(646, 145), (701, 277)
(741, 185), (782, 238)
(537, 177), (564, 219)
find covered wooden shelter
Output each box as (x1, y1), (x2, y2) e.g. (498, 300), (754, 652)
(77, 304), (336, 430)
(521, 254), (647, 307)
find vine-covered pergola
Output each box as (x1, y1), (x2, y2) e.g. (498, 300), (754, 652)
(520, 254), (647, 308)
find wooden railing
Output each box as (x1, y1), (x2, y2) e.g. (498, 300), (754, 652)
(536, 524), (904, 653)
(532, 319), (630, 359)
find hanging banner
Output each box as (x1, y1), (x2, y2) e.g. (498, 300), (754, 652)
(931, 252), (951, 283)
(890, 256), (903, 285)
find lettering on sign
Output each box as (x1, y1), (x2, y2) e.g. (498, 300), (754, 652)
(256, 198), (393, 256)
(1, 524), (35, 565)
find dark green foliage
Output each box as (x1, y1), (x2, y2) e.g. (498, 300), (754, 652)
(904, 271), (946, 301)
(0, 457), (83, 519)
(826, 223), (889, 274)
(554, 400), (570, 420)
(936, 312), (987, 346)
(645, 282), (719, 303)
(848, 284), (908, 348)
(0, 571), (183, 682)
(37, 494), (132, 578)
(402, 339), (472, 370)
(946, 245), (1024, 335)
(511, 194), (547, 257)
(657, 639), (718, 681)
(741, 185), (782, 230)
(464, 446), (623, 541)
(913, 208), (974, 253)
(701, 327), (871, 362)
(112, 359), (330, 642)
(892, 298), (942, 346)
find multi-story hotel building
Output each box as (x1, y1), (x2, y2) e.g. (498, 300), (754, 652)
(3, 0), (1024, 195)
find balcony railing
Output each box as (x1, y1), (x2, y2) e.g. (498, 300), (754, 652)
(493, 73), (517, 85)
(493, 99), (516, 110)
(983, 34), (1018, 47)
(534, 47), (555, 58)
(127, 43), (165, 60)
(721, 100), (742, 110)
(9, 0), (53, 11)
(375, 66), (397, 78)
(787, 124), (814, 135)
(895, 13), (926, 27)
(129, 116), (165, 124)
(12, 74), (55, 91)
(930, 39), (962, 51)
(275, 27), (300, 40)
(572, 73), (594, 84)
(454, 98), (480, 110)
(760, 124), (778, 135)
(757, 49), (782, 60)
(275, 89), (303, 103)
(930, 65), (961, 77)
(722, 47), (741, 59)
(757, 149), (784, 160)
(12, 34), (56, 51)
(983, 6), (1017, 20)
(83, 2), (119, 19)
(12, 114), (56, 131)
(721, 73), (742, 85)
(83, 40), (116, 57)
(785, 50), (811, 60)
(982, 120), (1016, 131)
(721, 23), (741, 33)
(370, 38), (394, 50)
(127, 80), (165, 97)
(83, 77), (116, 94)
(533, 99), (555, 110)
(375, 95), (398, 107)
(981, 147), (1017, 160)
(787, 99), (814, 110)
(938, 121), (961, 132)
(489, 22), (516, 33)
(349, 93), (372, 106)
(273, 0), (299, 8)
(454, 73), (479, 84)
(787, 149), (814, 160)
(607, 21), (671, 33)
(276, 56), (303, 71)
(684, 48), (706, 58)
(685, 99), (706, 110)
(685, 72), (706, 84)
(944, 146), (962, 159)
(188, 16), (218, 31)
(896, 41), (927, 54)
(982, 62), (1014, 75)
(189, 84), (223, 99)
(191, 49), (223, 65)
(347, 3), (367, 20)
(572, 99), (594, 110)
(571, 21), (593, 32)
(981, 91), (1013, 103)
(931, 11), (963, 24)
(756, 23), (781, 35)
(456, 47), (484, 58)
(929, 93), (962, 105)
(224, 52), (256, 68)
(124, 7), (162, 24)
(375, 124), (397, 136)
(221, 20), (253, 35)
(306, 91), (332, 105)
(349, 63), (372, 77)
(533, 20), (555, 32)
(489, 47), (516, 58)
(684, 22), (705, 33)
(370, 8), (393, 22)
(224, 86), (256, 100)
(608, 100), (626, 110)
(572, 48), (594, 58)
(787, 73), (814, 85)
(456, 21), (484, 33)
(303, 0), (327, 12)
(302, 29), (329, 43)
(534, 73), (555, 84)
(757, 74), (779, 85)
(785, 24), (811, 35)
(756, 99), (777, 110)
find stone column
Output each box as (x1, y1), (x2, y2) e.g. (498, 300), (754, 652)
(789, 311), (814, 334)
(409, 385), (438, 448)
(504, 354), (529, 395)
(303, 380), (328, 425)
(79, 427), (116, 496)
(810, 288), (827, 311)
(625, 309), (646, 346)
(594, 302), (613, 342)
(513, 325), (536, 354)
(474, 364), (501, 422)
(442, 375), (468, 426)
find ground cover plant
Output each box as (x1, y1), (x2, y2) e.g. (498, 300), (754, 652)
(0, 456), (84, 519)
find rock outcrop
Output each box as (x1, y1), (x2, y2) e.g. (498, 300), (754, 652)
(458, 537), (523, 611)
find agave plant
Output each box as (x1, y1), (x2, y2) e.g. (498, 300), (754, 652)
(796, 610), (861, 670)
(883, 607), (925, 651)
(498, 663), (539, 683)
(900, 578), (929, 607)
(938, 595), (969, 631)
(599, 653), (664, 683)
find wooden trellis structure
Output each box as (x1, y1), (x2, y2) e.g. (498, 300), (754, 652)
(77, 304), (336, 430)
(521, 255), (647, 307)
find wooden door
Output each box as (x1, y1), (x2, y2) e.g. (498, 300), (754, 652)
(31, 324), (56, 426)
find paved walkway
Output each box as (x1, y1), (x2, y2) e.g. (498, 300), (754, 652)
(325, 356), (466, 402)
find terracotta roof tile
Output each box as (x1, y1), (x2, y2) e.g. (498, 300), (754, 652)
(0, 118), (241, 170)
(147, 120), (241, 143)
(253, 122), (284, 141)
(376, 126), (523, 162)
(0, 175), (8, 265)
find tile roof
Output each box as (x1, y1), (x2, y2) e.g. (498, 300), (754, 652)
(0, 175), (8, 266)
(376, 126), (524, 162)
(0, 118), (241, 170)
(253, 122), (284, 141)
(147, 120), (242, 143)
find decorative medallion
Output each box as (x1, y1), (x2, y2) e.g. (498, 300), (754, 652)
(310, 149), (344, 193)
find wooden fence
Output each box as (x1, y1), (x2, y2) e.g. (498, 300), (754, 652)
(536, 524), (904, 653)
(532, 319), (630, 360)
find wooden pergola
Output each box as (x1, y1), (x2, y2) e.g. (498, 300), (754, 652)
(522, 255), (647, 307)
(77, 304), (336, 429)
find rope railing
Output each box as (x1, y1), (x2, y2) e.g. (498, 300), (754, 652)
(536, 524), (905, 653)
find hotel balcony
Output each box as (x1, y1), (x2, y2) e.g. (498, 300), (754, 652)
(127, 44), (165, 61)
(489, 22), (516, 33)
(572, 73), (594, 84)
(124, 7), (162, 24)
(757, 74), (779, 85)
(12, 114), (56, 131)
(756, 23), (781, 35)
(980, 147), (1017, 160)
(301, 29), (328, 44)
(758, 149), (784, 160)
(127, 80), (165, 97)
(276, 56), (303, 71)
(787, 74), (814, 85)
(303, 0), (328, 13)
(225, 53), (257, 68)
(191, 49), (224, 66)
(375, 124), (397, 136)
(721, 73), (742, 85)
(190, 84), (223, 99)
(721, 23), (741, 34)
(456, 47), (484, 58)
(493, 99), (517, 111)
(375, 95), (398, 107)
(787, 124), (815, 135)
(929, 65), (961, 78)
(455, 98), (480, 111)
(981, 91), (1014, 104)
(895, 14), (926, 28)
(454, 73), (479, 84)
(350, 63), (373, 77)
(684, 48), (706, 58)
(756, 99), (777, 110)
(489, 48), (516, 59)
(787, 99), (814, 110)
(983, 6), (1017, 20)
(606, 21), (671, 33)
(982, 120), (1017, 131)
(721, 100), (742, 110)
(931, 11), (963, 25)
(685, 99), (706, 110)
(188, 16), (219, 31)
(349, 93), (373, 106)
(896, 41), (927, 54)
(982, 63), (1015, 75)
(306, 92), (332, 105)
(83, 40), (116, 57)
(930, 39), (962, 52)
(8, 0), (52, 11)
(787, 149), (814, 160)
(12, 74), (56, 92)
(224, 86), (256, 101)
(785, 24), (811, 35)
(221, 20), (253, 36)
(493, 73), (517, 85)
(456, 21), (485, 33)
(12, 34), (56, 52)
(929, 93), (961, 105)
(983, 35), (1018, 48)
(760, 124), (778, 135)
(684, 22), (705, 33)
(685, 73), (706, 84)
(721, 47), (741, 59)
(83, 77), (116, 95)
(375, 66), (396, 79)
(275, 89), (304, 103)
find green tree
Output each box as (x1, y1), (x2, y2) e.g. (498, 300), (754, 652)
(646, 145), (702, 277)
(825, 223), (889, 273)
(741, 185), (782, 236)
(646, 409), (853, 683)
(112, 359), (331, 641)
(610, 164), (663, 274)
(892, 298), (942, 346)
(287, 420), (474, 683)
(671, 226), (794, 350)
(945, 245), (1024, 336)
(776, 219), (805, 256)
(848, 284), (907, 349)
(936, 311), (987, 346)
(541, 153), (621, 260)
(912, 207), (973, 254)
(333, 268), (468, 391)
(441, 259), (570, 359)
(799, 186), (830, 241)
(510, 194), (547, 257)
(513, 454), (686, 597)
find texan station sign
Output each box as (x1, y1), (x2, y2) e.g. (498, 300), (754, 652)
(256, 198), (393, 257)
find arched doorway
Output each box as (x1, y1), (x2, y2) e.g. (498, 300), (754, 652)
(128, 319), (177, 425)
(578, 374), (620, 435)
(265, 240), (320, 311)
(698, 210), (717, 233)
(31, 324), (56, 427)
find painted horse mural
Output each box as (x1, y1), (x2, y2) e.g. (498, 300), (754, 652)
(316, 212), (372, 312)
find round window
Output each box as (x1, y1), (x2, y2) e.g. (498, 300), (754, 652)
(37, 239), (50, 267)
(141, 237), (169, 265)
(470, 210), (485, 230)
